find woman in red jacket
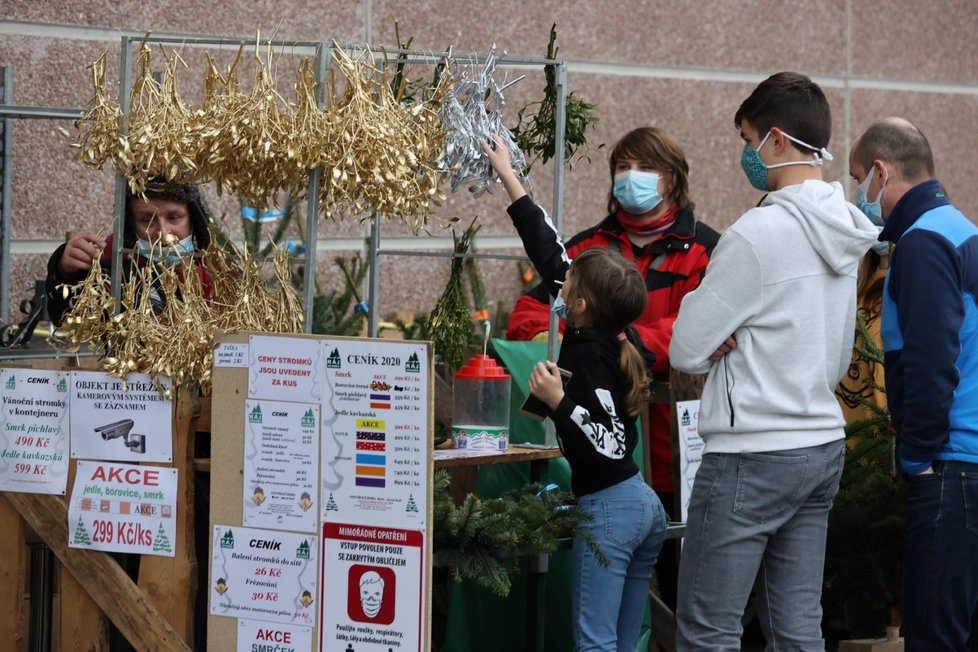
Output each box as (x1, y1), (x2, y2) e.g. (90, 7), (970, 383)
(506, 126), (719, 609)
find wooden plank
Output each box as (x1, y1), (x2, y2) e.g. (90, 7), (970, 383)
(640, 406), (654, 487)
(0, 495), (28, 652)
(55, 457), (107, 652)
(194, 395), (211, 433)
(55, 568), (109, 652)
(432, 446), (562, 469)
(648, 589), (677, 652)
(138, 386), (198, 645)
(4, 492), (191, 651)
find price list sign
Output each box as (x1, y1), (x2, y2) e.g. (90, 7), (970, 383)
(320, 340), (429, 531)
(210, 524), (318, 627)
(0, 369), (69, 494)
(243, 399), (319, 533)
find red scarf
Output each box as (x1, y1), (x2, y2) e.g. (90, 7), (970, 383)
(616, 204), (678, 237)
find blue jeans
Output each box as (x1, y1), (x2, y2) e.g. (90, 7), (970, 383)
(676, 440), (845, 651)
(573, 472), (667, 652)
(902, 460), (978, 651)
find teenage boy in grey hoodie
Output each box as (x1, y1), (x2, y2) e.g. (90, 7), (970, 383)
(669, 72), (879, 651)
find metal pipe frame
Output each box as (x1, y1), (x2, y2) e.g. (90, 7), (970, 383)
(0, 105), (83, 120)
(543, 61), (568, 449)
(0, 31), (569, 378)
(1, 67), (12, 322)
(374, 250), (528, 262)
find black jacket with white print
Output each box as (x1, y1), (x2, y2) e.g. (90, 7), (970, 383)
(552, 326), (641, 497)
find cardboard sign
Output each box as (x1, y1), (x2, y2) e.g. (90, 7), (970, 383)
(211, 524), (318, 627)
(320, 340), (428, 531)
(676, 399), (704, 523)
(243, 399), (319, 533)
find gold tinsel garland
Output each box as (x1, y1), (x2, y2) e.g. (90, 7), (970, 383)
(50, 237), (304, 395)
(62, 52), (121, 168)
(70, 38), (462, 229)
(319, 47), (451, 231)
(118, 43), (201, 195)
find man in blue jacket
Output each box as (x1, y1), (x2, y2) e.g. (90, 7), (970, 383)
(850, 116), (978, 650)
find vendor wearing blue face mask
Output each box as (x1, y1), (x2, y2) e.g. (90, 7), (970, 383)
(506, 126), (720, 612)
(45, 176), (214, 326)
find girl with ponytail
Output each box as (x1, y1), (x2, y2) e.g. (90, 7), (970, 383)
(482, 136), (667, 651)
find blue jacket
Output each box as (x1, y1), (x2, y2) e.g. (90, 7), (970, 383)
(879, 179), (978, 472)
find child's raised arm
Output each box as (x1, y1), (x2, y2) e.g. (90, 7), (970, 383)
(480, 135), (527, 203)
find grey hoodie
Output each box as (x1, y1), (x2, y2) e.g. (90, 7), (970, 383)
(670, 180), (879, 454)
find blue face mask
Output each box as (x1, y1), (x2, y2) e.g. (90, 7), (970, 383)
(551, 288), (568, 320)
(855, 171), (885, 227)
(135, 235), (195, 265)
(740, 130), (833, 192)
(613, 170), (662, 214)
(740, 139), (771, 191)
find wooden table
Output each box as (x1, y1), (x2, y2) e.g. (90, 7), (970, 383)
(433, 444), (563, 481)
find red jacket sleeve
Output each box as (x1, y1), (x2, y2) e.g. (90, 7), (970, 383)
(505, 292), (569, 341)
(631, 246), (712, 376)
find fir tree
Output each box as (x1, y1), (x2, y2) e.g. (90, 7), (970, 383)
(73, 517), (92, 546)
(153, 523), (172, 553)
(431, 469), (604, 596)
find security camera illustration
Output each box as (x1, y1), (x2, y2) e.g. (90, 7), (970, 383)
(94, 419), (147, 454)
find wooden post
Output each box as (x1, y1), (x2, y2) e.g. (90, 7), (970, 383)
(54, 455), (108, 652)
(137, 385), (198, 645)
(0, 495), (28, 652)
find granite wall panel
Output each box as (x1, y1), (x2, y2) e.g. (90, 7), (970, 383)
(2, 2), (976, 324)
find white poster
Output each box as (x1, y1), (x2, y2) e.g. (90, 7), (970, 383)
(210, 524), (318, 627)
(320, 523), (425, 652)
(214, 342), (249, 368)
(0, 369), (70, 494)
(244, 399), (319, 533)
(248, 335), (323, 404)
(320, 340), (428, 531)
(676, 400), (704, 523)
(237, 619), (312, 652)
(69, 371), (173, 462)
(67, 461), (177, 557)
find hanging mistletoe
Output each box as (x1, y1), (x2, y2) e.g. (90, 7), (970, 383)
(428, 218), (480, 371)
(512, 23), (602, 171)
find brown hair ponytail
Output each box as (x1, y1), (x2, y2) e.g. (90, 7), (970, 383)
(619, 336), (651, 416)
(568, 248), (650, 417)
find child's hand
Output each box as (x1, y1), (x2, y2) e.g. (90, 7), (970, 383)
(479, 134), (527, 203)
(529, 361), (565, 411)
(479, 134), (513, 174)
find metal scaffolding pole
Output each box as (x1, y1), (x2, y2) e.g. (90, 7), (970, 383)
(1, 67), (12, 321)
